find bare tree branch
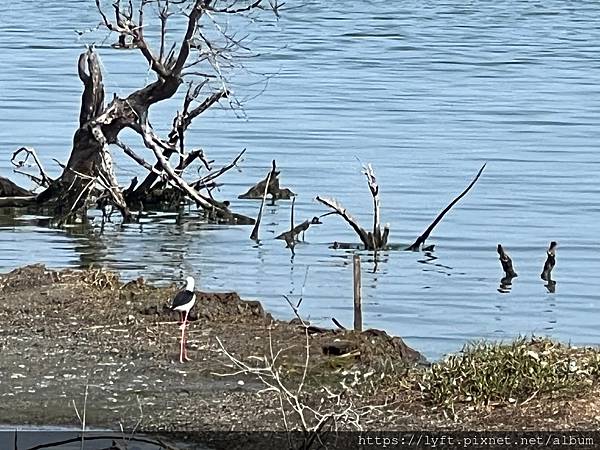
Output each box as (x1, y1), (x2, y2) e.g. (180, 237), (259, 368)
(407, 163), (486, 251)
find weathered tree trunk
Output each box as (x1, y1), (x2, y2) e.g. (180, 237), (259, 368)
(36, 48), (131, 223)
(1, 1), (267, 225)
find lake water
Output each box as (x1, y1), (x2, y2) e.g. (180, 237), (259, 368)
(1, 1), (600, 361)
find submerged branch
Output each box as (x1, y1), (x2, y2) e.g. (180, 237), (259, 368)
(250, 166), (273, 241)
(407, 163), (486, 251)
(315, 196), (370, 248)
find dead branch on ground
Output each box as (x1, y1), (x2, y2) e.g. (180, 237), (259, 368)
(214, 328), (364, 449)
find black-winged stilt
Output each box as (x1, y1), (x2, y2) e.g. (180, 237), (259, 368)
(171, 276), (196, 363)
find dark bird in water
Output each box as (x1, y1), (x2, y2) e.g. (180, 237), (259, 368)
(497, 244), (517, 278)
(541, 241), (557, 281)
(171, 276), (196, 363)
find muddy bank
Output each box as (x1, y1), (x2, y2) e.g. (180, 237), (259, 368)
(2, 265), (600, 449)
(0, 265), (423, 433)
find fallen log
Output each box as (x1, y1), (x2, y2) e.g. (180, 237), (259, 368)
(0, 196), (37, 208)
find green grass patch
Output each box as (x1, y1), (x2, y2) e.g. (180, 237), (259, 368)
(419, 337), (600, 409)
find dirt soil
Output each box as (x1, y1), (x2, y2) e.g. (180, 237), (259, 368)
(1, 265), (600, 448)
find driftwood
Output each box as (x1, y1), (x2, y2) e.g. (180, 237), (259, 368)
(276, 218), (322, 248)
(331, 317), (347, 330)
(250, 167), (273, 240)
(406, 163), (486, 251)
(275, 197), (321, 252)
(316, 164), (389, 251)
(545, 279), (557, 293)
(497, 244), (517, 278)
(541, 241), (557, 281)
(0, 195), (37, 208)
(318, 163), (485, 252)
(497, 244), (517, 293)
(0, 176), (32, 197)
(11, 146), (53, 188)
(239, 160), (295, 200)
(0, 1), (277, 225)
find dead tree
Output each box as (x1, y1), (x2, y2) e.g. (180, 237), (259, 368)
(0, 1), (277, 225)
(317, 163), (485, 252)
(316, 164), (389, 251)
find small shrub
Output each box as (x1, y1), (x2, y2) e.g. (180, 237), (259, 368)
(419, 337), (600, 409)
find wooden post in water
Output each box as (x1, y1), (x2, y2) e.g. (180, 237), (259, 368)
(353, 254), (362, 332)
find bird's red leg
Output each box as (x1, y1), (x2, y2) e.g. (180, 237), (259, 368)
(179, 312), (187, 364)
(182, 310), (191, 362)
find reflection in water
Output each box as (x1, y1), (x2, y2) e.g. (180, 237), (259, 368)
(498, 274), (517, 294)
(545, 278), (557, 294)
(417, 251), (453, 273)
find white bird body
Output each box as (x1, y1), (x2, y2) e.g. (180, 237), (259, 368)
(171, 276), (196, 363)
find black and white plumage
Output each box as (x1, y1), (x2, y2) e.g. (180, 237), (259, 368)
(171, 276), (196, 315)
(171, 276), (196, 363)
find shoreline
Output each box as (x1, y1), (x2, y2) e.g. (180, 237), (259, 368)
(0, 264), (424, 432)
(2, 264), (600, 447)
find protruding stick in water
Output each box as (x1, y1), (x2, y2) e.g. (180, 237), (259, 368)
(497, 244), (517, 278)
(540, 241), (557, 281)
